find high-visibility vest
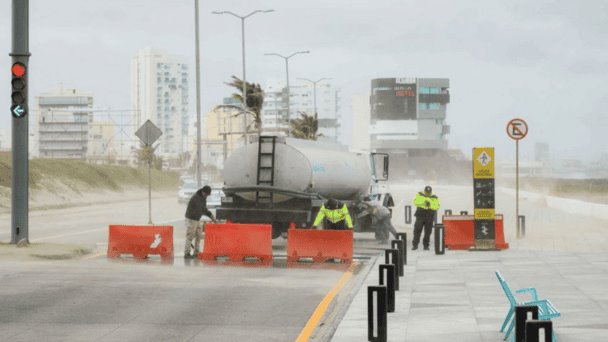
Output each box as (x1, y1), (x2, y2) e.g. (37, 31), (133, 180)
(413, 192), (440, 211)
(313, 203), (353, 228)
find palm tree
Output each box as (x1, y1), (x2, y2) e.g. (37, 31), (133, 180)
(214, 75), (265, 134)
(290, 111), (321, 140)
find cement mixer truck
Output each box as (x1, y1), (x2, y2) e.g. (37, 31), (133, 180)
(217, 136), (394, 238)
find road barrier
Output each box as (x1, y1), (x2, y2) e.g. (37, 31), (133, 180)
(442, 214), (509, 250)
(287, 229), (353, 263)
(390, 240), (405, 276)
(379, 264), (396, 313)
(515, 305), (539, 342)
(384, 249), (400, 291)
(404, 205), (412, 224)
(367, 286), (387, 342)
(395, 233), (407, 265)
(107, 225), (173, 261)
(434, 223), (445, 255)
(526, 320), (553, 342)
(199, 223), (272, 264)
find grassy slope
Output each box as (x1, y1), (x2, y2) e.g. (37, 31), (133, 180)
(0, 155), (179, 194)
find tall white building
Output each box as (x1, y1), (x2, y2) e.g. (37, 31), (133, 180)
(261, 79), (340, 141)
(36, 87), (94, 159)
(131, 48), (189, 159)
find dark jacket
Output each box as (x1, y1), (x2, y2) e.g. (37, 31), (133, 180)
(185, 193), (213, 221)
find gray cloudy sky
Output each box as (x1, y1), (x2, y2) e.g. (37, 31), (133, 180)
(1, 0), (607, 162)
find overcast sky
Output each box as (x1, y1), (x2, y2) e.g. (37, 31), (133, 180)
(1, 0), (607, 163)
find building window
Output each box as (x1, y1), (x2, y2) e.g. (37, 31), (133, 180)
(419, 87), (441, 94)
(420, 102), (440, 110)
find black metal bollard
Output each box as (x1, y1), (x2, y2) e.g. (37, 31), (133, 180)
(460, 210), (468, 215)
(367, 286), (387, 342)
(515, 305), (539, 342)
(384, 249), (400, 291)
(518, 215), (526, 237)
(395, 233), (407, 265)
(444, 209), (452, 216)
(404, 205), (412, 224)
(526, 320), (553, 342)
(379, 264), (396, 313)
(434, 223), (445, 255)
(390, 240), (405, 276)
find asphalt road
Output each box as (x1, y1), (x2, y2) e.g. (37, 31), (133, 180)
(0, 193), (373, 342)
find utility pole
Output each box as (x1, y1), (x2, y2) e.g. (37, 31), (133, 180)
(10, 0), (30, 244)
(194, 0), (202, 187)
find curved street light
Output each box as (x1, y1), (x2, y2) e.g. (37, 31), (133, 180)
(264, 50), (310, 136)
(297, 77), (332, 120)
(212, 9), (274, 144)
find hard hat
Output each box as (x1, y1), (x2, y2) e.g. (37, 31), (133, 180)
(424, 185), (432, 192)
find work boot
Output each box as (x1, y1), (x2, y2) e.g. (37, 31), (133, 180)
(412, 245), (418, 251)
(184, 253), (193, 259)
(423, 246), (430, 251)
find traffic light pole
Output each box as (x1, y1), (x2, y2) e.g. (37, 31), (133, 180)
(10, 0), (30, 244)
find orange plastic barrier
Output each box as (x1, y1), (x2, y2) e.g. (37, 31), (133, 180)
(443, 215), (509, 250)
(287, 229), (353, 263)
(107, 225), (174, 260)
(199, 223), (272, 264)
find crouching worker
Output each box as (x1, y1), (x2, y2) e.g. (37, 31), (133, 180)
(357, 201), (398, 244)
(184, 185), (217, 259)
(312, 198), (353, 230)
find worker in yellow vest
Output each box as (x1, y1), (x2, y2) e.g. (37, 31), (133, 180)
(313, 199), (353, 230)
(412, 185), (440, 250)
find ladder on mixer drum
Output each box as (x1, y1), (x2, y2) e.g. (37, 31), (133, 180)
(256, 136), (277, 205)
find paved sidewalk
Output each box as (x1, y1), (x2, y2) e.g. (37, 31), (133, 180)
(332, 247), (608, 341)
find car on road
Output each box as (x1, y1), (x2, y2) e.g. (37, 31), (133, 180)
(178, 181), (198, 203)
(178, 182), (224, 210)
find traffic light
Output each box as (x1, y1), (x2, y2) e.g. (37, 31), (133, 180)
(11, 62), (27, 118)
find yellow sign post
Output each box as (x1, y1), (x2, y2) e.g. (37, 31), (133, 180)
(472, 147), (497, 250)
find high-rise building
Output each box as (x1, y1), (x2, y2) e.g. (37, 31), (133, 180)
(261, 79), (340, 141)
(36, 87), (94, 159)
(131, 48), (189, 159)
(200, 97), (252, 169)
(370, 77), (450, 153)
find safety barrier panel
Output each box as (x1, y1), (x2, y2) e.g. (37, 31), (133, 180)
(199, 223), (272, 264)
(443, 214), (509, 250)
(287, 229), (353, 263)
(107, 225), (174, 260)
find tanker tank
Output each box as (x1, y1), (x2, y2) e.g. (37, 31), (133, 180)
(223, 137), (372, 202)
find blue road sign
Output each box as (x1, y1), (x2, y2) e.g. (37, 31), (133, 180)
(11, 104), (26, 118)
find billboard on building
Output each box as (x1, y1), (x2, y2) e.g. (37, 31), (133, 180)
(370, 78), (417, 121)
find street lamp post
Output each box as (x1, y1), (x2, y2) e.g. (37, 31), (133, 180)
(194, 0), (202, 187)
(297, 78), (331, 121)
(264, 51), (310, 136)
(212, 9), (274, 145)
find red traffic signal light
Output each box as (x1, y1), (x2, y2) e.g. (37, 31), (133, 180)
(11, 62), (26, 78)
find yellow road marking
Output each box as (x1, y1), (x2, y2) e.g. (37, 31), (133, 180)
(82, 251), (105, 260)
(295, 263), (356, 342)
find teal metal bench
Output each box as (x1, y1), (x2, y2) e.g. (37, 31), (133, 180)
(495, 271), (560, 341)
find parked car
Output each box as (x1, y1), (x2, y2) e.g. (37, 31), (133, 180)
(178, 181), (198, 203)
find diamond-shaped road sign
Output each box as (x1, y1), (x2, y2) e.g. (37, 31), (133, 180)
(135, 120), (162, 145)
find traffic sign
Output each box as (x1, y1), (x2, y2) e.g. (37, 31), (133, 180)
(135, 120), (162, 145)
(473, 147), (495, 179)
(506, 118), (528, 140)
(11, 105), (26, 118)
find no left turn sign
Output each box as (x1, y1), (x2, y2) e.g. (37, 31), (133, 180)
(506, 118), (528, 140)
